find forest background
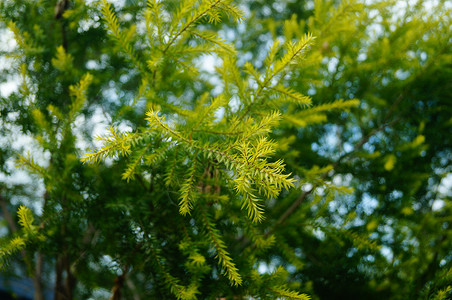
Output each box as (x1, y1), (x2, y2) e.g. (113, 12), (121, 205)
(0, 0), (451, 299)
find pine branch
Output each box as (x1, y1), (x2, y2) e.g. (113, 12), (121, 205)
(17, 205), (35, 233)
(284, 114), (327, 127)
(269, 286), (311, 300)
(199, 209), (242, 285)
(8, 21), (44, 55)
(179, 153), (199, 215)
(272, 115), (402, 232)
(187, 95), (227, 134)
(189, 30), (236, 55)
(16, 153), (50, 179)
(121, 143), (153, 182)
(234, 34), (315, 126)
(81, 127), (135, 164)
(328, 227), (381, 251)
(0, 237), (26, 260)
(146, 110), (294, 221)
(0, 205), (41, 271)
(69, 73), (93, 117)
(266, 34), (315, 91)
(221, 57), (247, 100)
(31, 109), (52, 134)
(268, 85), (312, 106)
(164, 0), (223, 53)
(163, 0), (243, 54)
(165, 146), (181, 186)
(101, 0), (147, 73)
(234, 180), (265, 223)
(295, 98), (360, 117)
(242, 217), (275, 251)
(145, 235), (199, 300)
(51, 45), (73, 71)
(240, 111), (282, 140)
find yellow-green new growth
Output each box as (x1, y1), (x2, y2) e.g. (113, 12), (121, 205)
(164, 0), (243, 53)
(17, 152), (50, 179)
(51, 45), (74, 72)
(270, 286), (311, 300)
(284, 98), (360, 127)
(0, 206), (41, 269)
(81, 127), (134, 164)
(0, 237), (26, 268)
(145, 110), (295, 221)
(69, 73), (93, 120)
(267, 34), (315, 86)
(17, 205), (36, 233)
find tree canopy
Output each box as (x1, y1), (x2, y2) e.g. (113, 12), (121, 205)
(0, 0), (451, 299)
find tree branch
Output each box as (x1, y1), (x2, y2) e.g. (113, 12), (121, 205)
(0, 194), (18, 233)
(269, 115), (402, 235)
(110, 267), (128, 300)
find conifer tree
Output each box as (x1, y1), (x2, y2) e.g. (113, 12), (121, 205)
(0, 0), (451, 299)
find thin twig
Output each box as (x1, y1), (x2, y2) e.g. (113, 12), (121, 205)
(267, 114), (402, 236)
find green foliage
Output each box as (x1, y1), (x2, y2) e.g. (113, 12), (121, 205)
(17, 205), (36, 234)
(82, 126), (134, 164)
(0, 236), (26, 268)
(0, 0), (451, 299)
(199, 209), (242, 285)
(51, 45), (74, 72)
(0, 206), (41, 269)
(69, 72), (93, 119)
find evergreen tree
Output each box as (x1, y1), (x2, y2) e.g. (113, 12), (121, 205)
(0, 0), (450, 299)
